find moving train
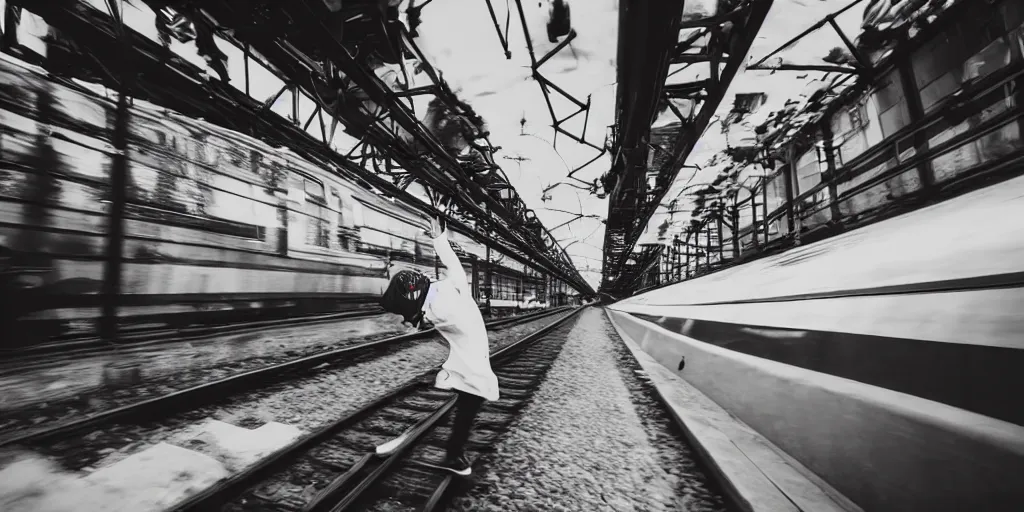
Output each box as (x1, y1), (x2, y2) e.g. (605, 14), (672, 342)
(0, 53), (556, 346)
(607, 173), (1024, 511)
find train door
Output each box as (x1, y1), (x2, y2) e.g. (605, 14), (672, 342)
(332, 186), (360, 251)
(286, 173), (333, 256)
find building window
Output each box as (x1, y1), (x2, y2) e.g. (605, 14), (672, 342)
(794, 148), (820, 196)
(912, 8), (1017, 114)
(871, 71), (911, 138)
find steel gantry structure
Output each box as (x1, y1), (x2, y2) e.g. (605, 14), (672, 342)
(600, 0), (773, 297)
(15, 0), (593, 295)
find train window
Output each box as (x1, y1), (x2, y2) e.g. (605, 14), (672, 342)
(305, 203), (330, 248)
(304, 178), (326, 204)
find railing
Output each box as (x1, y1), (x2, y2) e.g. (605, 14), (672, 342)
(647, 56), (1024, 290)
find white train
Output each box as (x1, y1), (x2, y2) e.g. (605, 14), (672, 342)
(607, 175), (1024, 511)
(0, 53), (556, 345)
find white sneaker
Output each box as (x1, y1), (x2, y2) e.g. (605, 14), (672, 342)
(374, 434), (408, 457)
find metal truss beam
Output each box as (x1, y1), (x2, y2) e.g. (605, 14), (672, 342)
(228, 0), (591, 293)
(16, 0), (591, 294)
(601, 0), (774, 297)
(276, 0), (591, 294)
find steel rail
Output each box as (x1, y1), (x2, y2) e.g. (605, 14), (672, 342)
(317, 306), (586, 512)
(0, 306), (571, 449)
(169, 306), (586, 512)
(1, 309), (383, 361)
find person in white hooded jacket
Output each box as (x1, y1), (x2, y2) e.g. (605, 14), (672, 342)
(375, 215), (499, 476)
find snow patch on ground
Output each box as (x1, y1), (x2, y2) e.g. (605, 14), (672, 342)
(164, 419), (304, 472)
(0, 443), (228, 512)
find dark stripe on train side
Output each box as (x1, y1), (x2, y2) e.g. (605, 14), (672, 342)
(666, 270), (1024, 306)
(13, 292), (383, 311)
(0, 246), (389, 279)
(628, 313), (1024, 427)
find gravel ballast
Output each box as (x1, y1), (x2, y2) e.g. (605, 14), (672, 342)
(161, 311), (574, 463)
(0, 311), (565, 443)
(448, 308), (732, 512)
(19, 311), (575, 473)
(0, 314), (407, 410)
(0, 311), (578, 512)
(0, 315), (409, 439)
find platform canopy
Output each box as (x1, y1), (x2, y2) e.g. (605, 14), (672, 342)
(599, 0), (774, 297)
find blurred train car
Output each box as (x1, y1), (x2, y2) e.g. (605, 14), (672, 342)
(0, 54), (551, 346)
(606, 174), (1024, 510)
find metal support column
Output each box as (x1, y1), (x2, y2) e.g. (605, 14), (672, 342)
(706, 221), (713, 269)
(471, 256), (479, 301)
(708, 220), (716, 268)
(749, 194), (759, 250)
(786, 145), (803, 244)
(695, 229), (702, 273)
(675, 239), (682, 281)
(663, 247), (671, 284)
(99, 3), (134, 344)
(731, 198), (741, 258)
(672, 237), (679, 281)
(819, 122), (843, 223)
(717, 215), (724, 263)
(782, 160), (796, 234)
(761, 176), (770, 245)
(684, 232), (691, 279)
(897, 61), (935, 190)
(485, 238), (493, 313)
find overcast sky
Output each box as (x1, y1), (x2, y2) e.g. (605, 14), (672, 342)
(410, 0), (618, 289)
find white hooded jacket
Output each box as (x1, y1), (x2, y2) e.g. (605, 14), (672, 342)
(422, 229), (501, 401)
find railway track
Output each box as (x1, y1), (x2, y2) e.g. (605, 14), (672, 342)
(2, 308), (386, 364)
(170, 306), (586, 512)
(7, 302), (548, 363)
(0, 307), (572, 450)
(0, 305), (553, 373)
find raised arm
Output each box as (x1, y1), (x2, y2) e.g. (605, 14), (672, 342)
(433, 229), (469, 293)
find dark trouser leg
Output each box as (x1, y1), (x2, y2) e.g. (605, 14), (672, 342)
(446, 391), (485, 460)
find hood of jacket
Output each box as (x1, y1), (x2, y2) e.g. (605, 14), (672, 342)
(379, 270), (431, 326)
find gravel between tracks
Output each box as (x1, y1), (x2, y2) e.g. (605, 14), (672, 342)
(0, 312), (559, 442)
(157, 313), (570, 472)
(0, 315), (410, 440)
(36, 312), (573, 474)
(0, 315), (406, 408)
(448, 308), (731, 512)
